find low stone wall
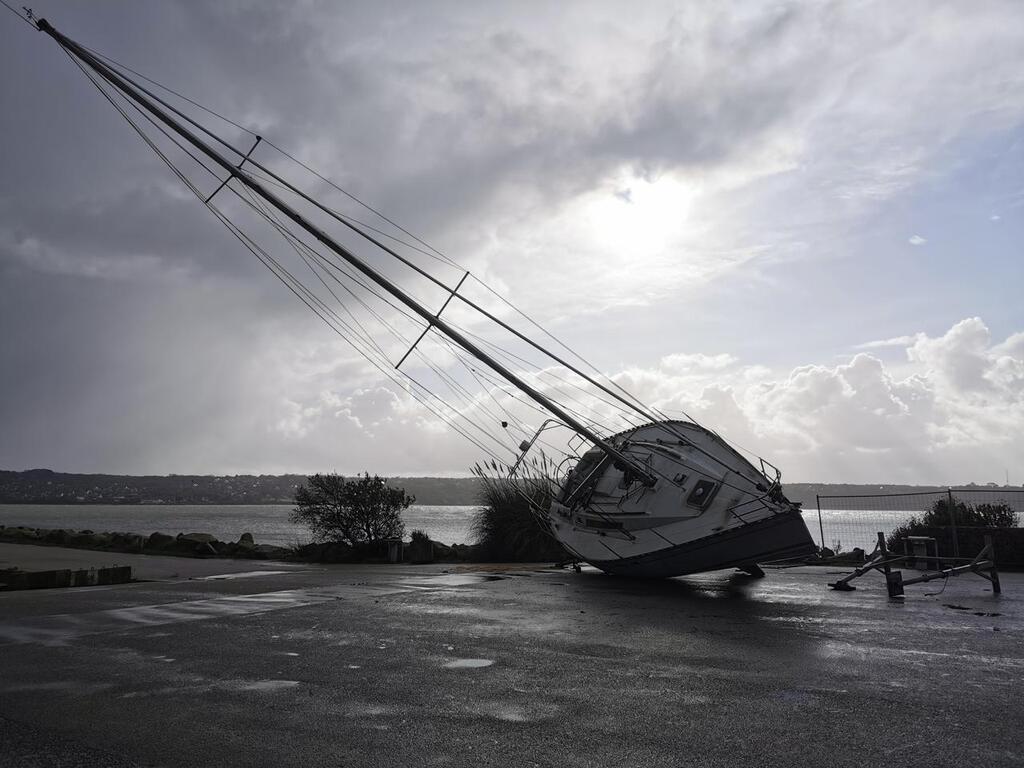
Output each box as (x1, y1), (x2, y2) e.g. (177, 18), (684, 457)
(0, 525), (290, 560)
(290, 539), (481, 564)
(0, 524), (481, 564)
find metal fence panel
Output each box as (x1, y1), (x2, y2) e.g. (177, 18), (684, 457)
(810, 488), (1024, 566)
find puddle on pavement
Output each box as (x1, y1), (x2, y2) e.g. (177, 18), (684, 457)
(443, 658), (494, 669)
(237, 679), (300, 692)
(281, 628), (340, 641)
(406, 573), (495, 588)
(194, 571), (297, 581)
(487, 704), (529, 722)
(477, 701), (559, 722)
(771, 690), (822, 706)
(357, 704), (390, 715)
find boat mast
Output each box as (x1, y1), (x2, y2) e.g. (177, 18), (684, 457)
(34, 17), (656, 484)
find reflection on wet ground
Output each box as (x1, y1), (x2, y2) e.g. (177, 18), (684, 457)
(443, 658), (495, 669)
(0, 560), (1020, 767)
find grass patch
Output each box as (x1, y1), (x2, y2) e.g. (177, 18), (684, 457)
(470, 461), (567, 562)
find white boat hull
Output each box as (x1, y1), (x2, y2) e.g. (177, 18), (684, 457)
(546, 421), (815, 578)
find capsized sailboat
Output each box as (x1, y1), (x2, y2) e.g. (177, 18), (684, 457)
(23, 13), (816, 577)
(549, 421), (813, 577)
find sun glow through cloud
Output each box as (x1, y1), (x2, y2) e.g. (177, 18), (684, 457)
(582, 172), (696, 263)
(2, 1), (1023, 482)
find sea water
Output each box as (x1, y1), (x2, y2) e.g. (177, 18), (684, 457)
(1, 503), (912, 551)
(0, 504), (479, 547)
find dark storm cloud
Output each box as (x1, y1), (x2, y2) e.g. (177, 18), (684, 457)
(3, 2), (805, 469)
(2, 1), (1023, 476)
(2, 1), (814, 284)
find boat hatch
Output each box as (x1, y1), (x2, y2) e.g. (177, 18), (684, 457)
(686, 480), (719, 510)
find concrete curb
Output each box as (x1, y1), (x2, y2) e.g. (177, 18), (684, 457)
(0, 565), (132, 591)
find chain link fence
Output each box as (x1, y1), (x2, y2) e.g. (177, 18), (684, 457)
(807, 488), (1024, 567)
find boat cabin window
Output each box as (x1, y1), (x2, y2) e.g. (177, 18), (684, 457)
(686, 479), (719, 510)
(560, 449), (610, 504)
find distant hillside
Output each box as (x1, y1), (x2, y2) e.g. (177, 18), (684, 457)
(1, 470), (1017, 508)
(0, 469), (483, 506)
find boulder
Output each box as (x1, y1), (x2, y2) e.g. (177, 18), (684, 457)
(8, 527), (41, 541)
(451, 543), (482, 562)
(121, 534), (145, 553)
(178, 532), (218, 544)
(291, 542), (321, 560)
(431, 541), (453, 560)
(252, 543), (289, 560)
(237, 532), (255, 546)
(409, 537), (434, 564)
(292, 542), (355, 563)
(67, 532), (107, 549)
(44, 528), (68, 544)
(146, 532), (175, 549)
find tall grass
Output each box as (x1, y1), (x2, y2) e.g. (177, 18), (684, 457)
(470, 459), (568, 562)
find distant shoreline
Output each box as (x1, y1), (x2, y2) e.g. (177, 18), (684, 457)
(0, 501), (476, 506)
(2, 469), (1020, 509)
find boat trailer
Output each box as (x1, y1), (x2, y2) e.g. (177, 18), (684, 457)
(828, 532), (1001, 598)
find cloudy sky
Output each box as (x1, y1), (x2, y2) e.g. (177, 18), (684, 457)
(2, 1), (1022, 484)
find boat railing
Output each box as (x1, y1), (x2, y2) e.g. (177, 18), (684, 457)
(728, 459), (786, 524)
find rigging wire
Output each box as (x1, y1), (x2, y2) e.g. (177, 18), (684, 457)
(79, 41), (463, 270)
(67, 39), (680, 433)
(454, 323), (648, 429)
(228, 198), (530, 450)
(0, 0), (34, 27)
(62, 43), (515, 464)
(243, 165), (462, 271)
(51, 26), (779, 490)
(233, 188), (520, 458)
(234, 186), (523, 444)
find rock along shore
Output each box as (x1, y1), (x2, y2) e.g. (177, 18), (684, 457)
(0, 524), (482, 564)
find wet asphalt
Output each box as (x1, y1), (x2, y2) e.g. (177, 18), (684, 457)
(0, 544), (1021, 767)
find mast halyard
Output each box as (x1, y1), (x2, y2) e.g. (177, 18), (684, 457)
(33, 17), (656, 485)
(19, 10), (822, 579)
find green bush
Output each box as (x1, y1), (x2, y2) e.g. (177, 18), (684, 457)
(887, 498), (1020, 561)
(470, 461), (567, 562)
(291, 472), (412, 548)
